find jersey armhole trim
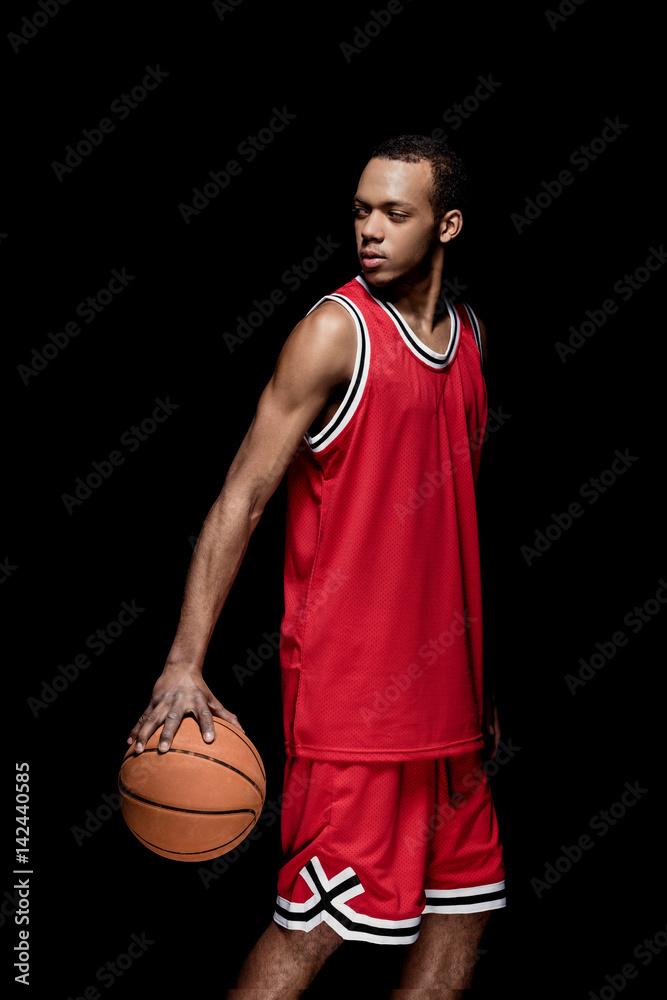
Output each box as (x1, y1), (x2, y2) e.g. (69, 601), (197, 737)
(461, 302), (484, 369)
(302, 293), (371, 453)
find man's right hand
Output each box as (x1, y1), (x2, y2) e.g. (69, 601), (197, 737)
(127, 664), (244, 754)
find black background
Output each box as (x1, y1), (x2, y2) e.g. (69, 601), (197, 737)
(4, 1), (665, 997)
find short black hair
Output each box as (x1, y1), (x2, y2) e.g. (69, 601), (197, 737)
(368, 134), (468, 222)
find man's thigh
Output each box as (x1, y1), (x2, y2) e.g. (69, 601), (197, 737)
(422, 752), (505, 915)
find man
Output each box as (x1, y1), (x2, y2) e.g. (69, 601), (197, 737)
(127, 135), (505, 998)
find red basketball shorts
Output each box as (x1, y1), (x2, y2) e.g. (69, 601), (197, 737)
(273, 750), (505, 945)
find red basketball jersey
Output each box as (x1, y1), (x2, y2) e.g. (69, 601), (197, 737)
(279, 274), (488, 761)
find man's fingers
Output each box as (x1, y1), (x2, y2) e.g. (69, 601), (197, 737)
(157, 692), (186, 752)
(127, 720), (150, 745)
(126, 688), (244, 757)
(220, 709), (246, 734)
(129, 707), (163, 754)
(156, 711), (184, 753)
(128, 707), (153, 742)
(193, 696), (217, 744)
(208, 699), (245, 734)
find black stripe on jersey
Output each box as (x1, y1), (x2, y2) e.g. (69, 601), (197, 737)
(355, 275), (458, 369)
(307, 293), (367, 449)
(424, 886), (506, 908)
(383, 298), (458, 369)
(462, 302), (484, 368)
(274, 860), (420, 940)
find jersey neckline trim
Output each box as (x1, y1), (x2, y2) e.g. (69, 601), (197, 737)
(355, 274), (460, 370)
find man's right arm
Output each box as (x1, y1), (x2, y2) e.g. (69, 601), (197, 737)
(127, 299), (357, 753)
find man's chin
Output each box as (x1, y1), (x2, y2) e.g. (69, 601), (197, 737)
(360, 267), (394, 289)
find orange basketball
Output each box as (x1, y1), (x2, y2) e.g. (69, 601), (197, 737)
(119, 717), (266, 862)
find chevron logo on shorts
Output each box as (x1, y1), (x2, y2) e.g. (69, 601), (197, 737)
(273, 855), (422, 945)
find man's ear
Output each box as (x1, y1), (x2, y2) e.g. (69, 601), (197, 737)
(439, 208), (463, 244)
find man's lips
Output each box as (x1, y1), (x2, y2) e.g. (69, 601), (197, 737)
(360, 251), (386, 268)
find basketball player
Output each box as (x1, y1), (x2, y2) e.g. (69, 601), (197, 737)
(127, 135), (505, 998)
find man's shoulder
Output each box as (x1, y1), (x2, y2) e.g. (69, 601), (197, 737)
(299, 275), (364, 341)
(276, 285), (359, 387)
(300, 295), (357, 340)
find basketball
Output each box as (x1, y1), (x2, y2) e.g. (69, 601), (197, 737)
(119, 716), (266, 862)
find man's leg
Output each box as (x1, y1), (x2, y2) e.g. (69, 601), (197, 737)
(226, 918), (344, 1000)
(390, 910), (491, 999)
(395, 751), (506, 997)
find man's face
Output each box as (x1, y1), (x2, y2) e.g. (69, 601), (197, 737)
(353, 157), (441, 287)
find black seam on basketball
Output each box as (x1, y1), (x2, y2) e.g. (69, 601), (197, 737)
(130, 747), (264, 796)
(125, 718), (266, 782)
(118, 779), (257, 816)
(210, 718), (266, 780)
(128, 814), (258, 855)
